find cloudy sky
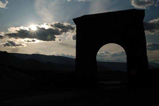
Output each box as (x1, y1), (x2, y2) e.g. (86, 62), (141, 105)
(0, 0), (159, 63)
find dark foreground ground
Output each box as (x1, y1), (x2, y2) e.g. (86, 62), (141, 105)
(1, 84), (159, 106)
(1, 51), (159, 105)
(1, 69), (159, 106)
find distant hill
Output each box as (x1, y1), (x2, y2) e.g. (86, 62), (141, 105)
(0, 51), (75, 72)
(97, 62), (127, 71)
(149, 62), (159, 69)
(0, 51), (159, 72)
(10, 52), (127, 71)
(11, 52), (75, 66)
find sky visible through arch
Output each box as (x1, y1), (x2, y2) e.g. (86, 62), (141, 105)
(97, 44), (126, 62)
(0, 0), (159, 63)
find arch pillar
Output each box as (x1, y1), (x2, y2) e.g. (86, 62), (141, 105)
(73, 9), (148, 88)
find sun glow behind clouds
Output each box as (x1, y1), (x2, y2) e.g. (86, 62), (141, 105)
(29, 24), (37, 31)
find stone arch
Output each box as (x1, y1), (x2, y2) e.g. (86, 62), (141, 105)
(73, 9), (148, 87)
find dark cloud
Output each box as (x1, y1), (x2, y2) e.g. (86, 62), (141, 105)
(155, 0), (159, 6)
(5, 22), (75, 41)
(24, 39), (36, 42)
(3, 41), (23, 47)
(6, 28), (58, 41)
(144, 18), (159, 35)
(97, 51), (126, 62)
(98, 51), (110, 56)
(0, 35), (3, 39)
(72, 35), (76, 40)
(104, 51), (111, 55)
(131, 0), (155, 9)
(52, 23), (75, 32)
(36, 27), (58, 41)
(7, 29), (31, 39)
(98, 51), (126, 58)
(147, 43), (159, 51)
(111, 52), (126, 57)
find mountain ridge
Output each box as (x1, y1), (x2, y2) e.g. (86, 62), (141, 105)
(0, 51), (159, 72)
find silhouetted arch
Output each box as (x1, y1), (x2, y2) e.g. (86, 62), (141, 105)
(73, 9), (148, 87)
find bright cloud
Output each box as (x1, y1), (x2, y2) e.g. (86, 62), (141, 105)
(0, 0), (8, 9)
(131, 0), (159, 9)
(144, 17), (159, 35)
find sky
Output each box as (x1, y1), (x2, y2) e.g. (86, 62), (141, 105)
(0, 0), (159, 63)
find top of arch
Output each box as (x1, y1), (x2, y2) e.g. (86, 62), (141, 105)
(73, 9), (145, 24)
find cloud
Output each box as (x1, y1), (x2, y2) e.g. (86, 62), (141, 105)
(0, 0), (8, 9)
(34, 0), (92, 23)
(35, 0), (88, 22)
(34, 0), (54, 22)
(147, 43), (159, 51)
(52, 23), (75, 32)
(24, 39), (36, 43)
(66, 0), (91, 1)
(72, 35), (76, 40)
(3, 41), (24, 47)
(76, 0), (91, 1)
(157, 0), (159, 4)
(89, 0), (110, 14)
(144, 18), (159, 35)
(5, 22), (75, 41)
(98, 51), (111, 56)
(131, 0), (154, 9)
(59, 42), (75, 48)
(97, 51), (126, 62)
(111, 52), (126, 57)
(0, 35), (3, 39)
(156, 0), (159, 5)
(131, 0), (159, 9)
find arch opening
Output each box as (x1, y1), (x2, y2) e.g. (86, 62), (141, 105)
(96, 43), (128, 86)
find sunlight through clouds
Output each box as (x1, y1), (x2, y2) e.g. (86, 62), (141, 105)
(29, 24), (38, 31)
